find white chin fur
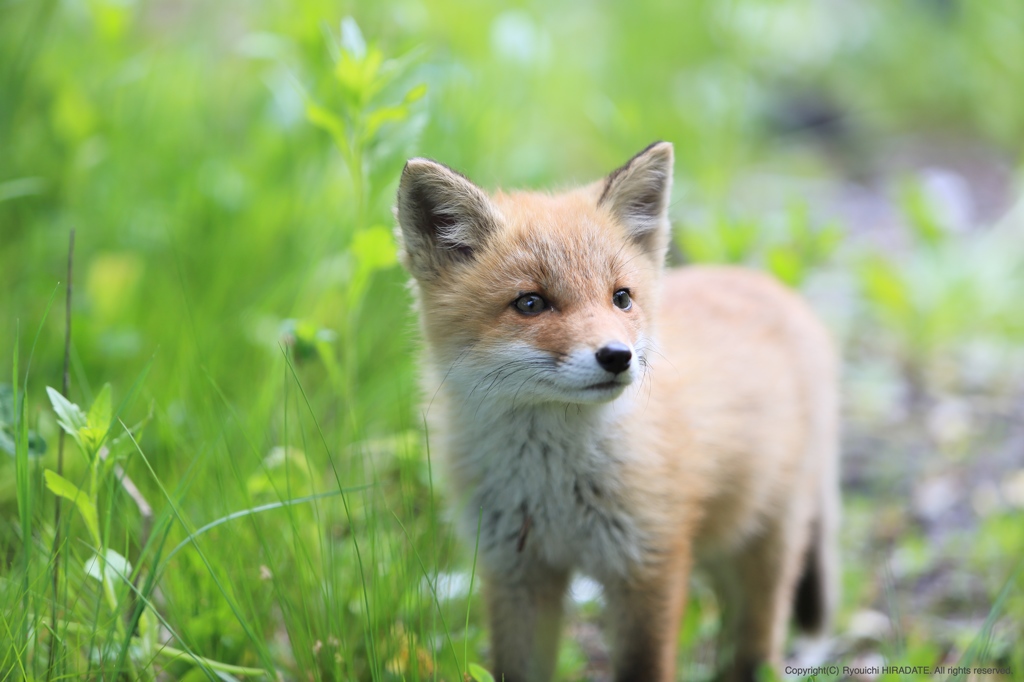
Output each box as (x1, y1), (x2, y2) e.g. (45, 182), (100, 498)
(544, 380), (631, 405)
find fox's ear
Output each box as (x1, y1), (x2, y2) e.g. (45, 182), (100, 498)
(598, 141), (674, 260)
(395, 158), (498, 280)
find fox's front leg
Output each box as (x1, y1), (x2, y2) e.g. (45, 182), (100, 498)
(604, 548), (691, 682)
(484, 562), (569, 682)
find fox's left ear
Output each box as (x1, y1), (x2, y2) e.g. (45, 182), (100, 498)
(598, 141), (674, 261)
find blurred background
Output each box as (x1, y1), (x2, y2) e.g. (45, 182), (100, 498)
(2, 0), (1023, 679)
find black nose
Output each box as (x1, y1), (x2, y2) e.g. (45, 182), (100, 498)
(595, 343), (632, 375)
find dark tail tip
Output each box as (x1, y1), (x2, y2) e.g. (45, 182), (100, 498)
(793, 520), (827, 633)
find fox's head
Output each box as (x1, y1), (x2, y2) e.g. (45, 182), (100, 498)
(396, 142), (673, 407)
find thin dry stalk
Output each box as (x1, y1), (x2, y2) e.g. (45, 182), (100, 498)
(47, 227), (74, 678)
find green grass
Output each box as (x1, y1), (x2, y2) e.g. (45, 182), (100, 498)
(3, 0), (1024, 679)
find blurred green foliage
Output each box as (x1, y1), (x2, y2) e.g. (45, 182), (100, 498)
(2, 0), (1024, 679)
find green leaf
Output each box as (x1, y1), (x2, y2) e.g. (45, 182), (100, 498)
(84, 548), (133, 585)
(403, 83), (427, 104)
(719, 217), (760, 262)
(137, 604), (158, 656)
(177, 669), (210, 682)
(0, 177), (48, 203)
(814, 222), (844, 261)
(280, 319), (337, 364)
(78, 425), (106, 456)
(77, 382), (114, 453)
(899, 179), (945, 248)
(305, 99), (347, 149)
(364, 103), (410, 140)
(44, 469), (100, 545)
(46, 386), (88, 452)
(87, 383), (112, 433)
(0, 383), (14, 426)
(0, 427), (13, 456)
(765, 246), (805, 286)
(340, 16), (367, 60)
(0, 384), (47, 458)
(246, 446), (312, 499)
(468, 663), (495, 682)
(27, 432), (46, 456)
(858, 254), (912, 320)
(334, 48), (384, 105)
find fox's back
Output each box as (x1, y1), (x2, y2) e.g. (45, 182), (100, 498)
(648, 265), (838, 553)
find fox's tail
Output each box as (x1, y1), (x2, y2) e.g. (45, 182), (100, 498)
(793, 391), (840, 634)
(792, 520), (834, 632)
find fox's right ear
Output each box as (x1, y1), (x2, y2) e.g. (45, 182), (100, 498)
(598, 141), (674, 263)
(395, 159), (498, 280)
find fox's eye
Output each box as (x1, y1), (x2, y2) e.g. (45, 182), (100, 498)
(613, 289), (632, 310)
(514, 293), (548, 315)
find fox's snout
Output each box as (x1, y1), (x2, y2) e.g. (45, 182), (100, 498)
(595, 342), (632, 375)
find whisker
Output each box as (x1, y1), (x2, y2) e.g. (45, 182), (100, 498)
(511, 371), (536, 412)
(642, 357), (654, 413)
(641, 339), (675, 370)
(426, 347), (472, 418)
(465, 358), (555, 416)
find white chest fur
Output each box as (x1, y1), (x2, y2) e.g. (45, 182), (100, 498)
(441, 399), (648, 581)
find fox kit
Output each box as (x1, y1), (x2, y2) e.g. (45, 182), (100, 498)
(395, 142), (840, 682)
